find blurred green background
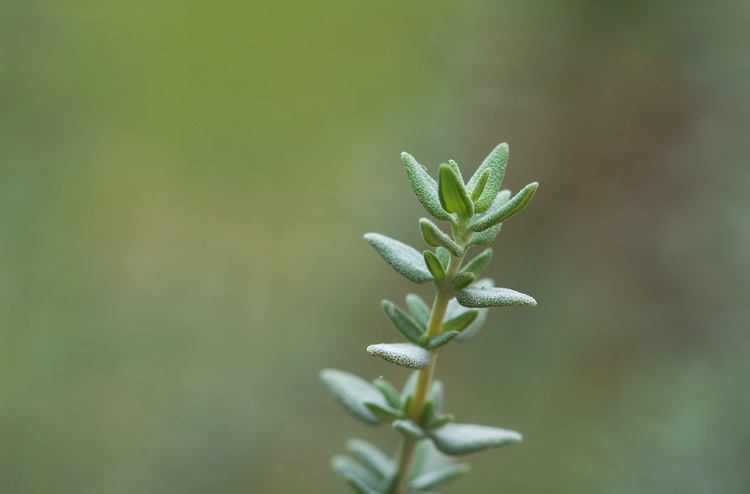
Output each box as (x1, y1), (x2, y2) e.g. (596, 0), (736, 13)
(2, 1), (749, 493)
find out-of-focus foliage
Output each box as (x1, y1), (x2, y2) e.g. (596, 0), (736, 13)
(1, 1), (748, 493)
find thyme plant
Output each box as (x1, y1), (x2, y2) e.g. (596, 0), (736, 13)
(321, 143), (538, 494)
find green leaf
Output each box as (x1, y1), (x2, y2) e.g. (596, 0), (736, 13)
(372, 378), (402, 409)
(364, 233), (434, 284)
(461, 248), (492, 278)
(442, 310), (479, 333)
(429, 380), (444, 413)
(419, 218), (463, 257)
(438, 164), (474, 218)
(466, 142), (509, 214)
(343, 473), (380, 494)
(367, 343), (431, 369)
(456, 286), (537, 308)
(331, 455), (380, 491)
(469, 167), (491, 203)
(451, 272), (475, 290)
(423, 251), (445, 281)
(469, 182), (538, 232)
(430, 423), (522, 455)
(392, 419), (426, 439)
(410, 463), (471, 491)
(402, 152), (452, 221)
(364, 401), (405, 421)
(426, 413), (454, 430)
(381, 300), (424, 344)
(426, 330), (460, 350)
(435, 246), (450, 269)
(467, 223), (501, 247)
(405, 294), (431, 328)
(445, 285), (490, 343)
(320, 369), (389, 425)
(346, 439), (394, 480)
(448, 159), (464, 182)
(401, 371), (419, 403)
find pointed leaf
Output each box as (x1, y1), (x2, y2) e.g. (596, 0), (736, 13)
(410, 463), (471, 491)
(426, 413), (454, 430)
(469, 167), (491, 203)
(423, 251), (445, 281)
(430, 423), (522, 455)
(372, 378), (402, 409)
(392, 419), (426, 439)
(382, 300), (424, 344)
(453, 307), (488, 342)
(365, 233), (434, 284)
(405, 294), (431, 328)
(320, 369), (388, 425)
(331, 455), (380, 491)
(438, 164), (474, 218)
(451, 272), (475, 290)
(346, 439), (394, 479)
(469, 182), (538, 232)
(467, 142), (509, 213)
(466, 191), (510, 246)
(343, 473), (380, 494)
(364, 401), (405, 421)
(442, 310), (478, 333)
(456, 286), (537, 308)
(426, 330), (460, 350)
(419, 400), (435, 427)
(403, 152), (452, 221)
(429, 380), (444, 413)
(448, 159), (464, 182)
(367, 343), (431, 369)
(435, 246), (450, 269)
(401, 371), (419, 403)
(419, 218), (463, 257)
(461, 248), (492, 278)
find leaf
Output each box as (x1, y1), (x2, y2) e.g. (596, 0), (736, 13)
(461, 248), (492, 278)
(442, 310), (478, 333)
(364, 401), (405, 421)
(367, 343), (431, 369)
(426, 330), (460, 350)
(429, 380), (444, 413)
(392, 419), (426, 439)
(466, 142), (509, 214)
(435, 246), (450, 269)
(410, 463), (471, 491)
(456, 286), (537, 308)
(401, 371), (419, 403)
(426, 413), (454, 430)
(346, 438), (394, 479)
(423, 251), (445, 281)
(405, 294), (431, 328)
(419, 218), (463, 257)
(438, 164), (474, 218)
(382, 300), (424, 344)
(445, 282), (491, 343)
(320, 369), (389, 425)
(451, 272), (475, 290)
(372, 378), (402, 409)
(469, 167), (491, 203)
(419, 400), (435, 427)
(403, 152), (452, 221)
(364, 233), (434, 284)
(469, 182), (538, 232)
(465, 191), (510, 246)
(331, 455), (380, 491)
(343, 473), (380, 494)
(448, 159), (464, 183)
(430, 423), (522, 455)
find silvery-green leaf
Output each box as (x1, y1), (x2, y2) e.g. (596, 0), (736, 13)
(426, 330), (460, 350)
(372, 378), (402, 409)
(435, 246), (450, 269)
(346, 438), (394, 480)
(423, 251), (445, 281)
(320, 369), (388, 425)
(331, 455), (380, 491)
(430, 423), (522, 455)
(392, 419), (426, 439)
(342, 473), (380, 494)
(467, 223), (501, 247)
(401, 371), (419, 403)
(469, 182), (538, 232)
(364, 233), (434, 284)
(453, 307), (488, 343)
(382, 300), (424, 344)
(403, 152), (452, 221)
(419, 218), (463, 257)
(456, 286), (537, 308)
(451, 272), (475, 290)
(364, 401), (405, 421)
(406, 294), (431, 328)
(410, 463), (471, 491)
(426, 413), (454, 430)
(466, 143), (509, 213)
(442, 310), (478, 334)
(461, 248), (492, 278)
(429, 380), (444, 413)
(438, 164), (474, 218)
(367, 343), (431, 369)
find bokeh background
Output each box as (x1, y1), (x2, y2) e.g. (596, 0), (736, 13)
(2, 1), (749, 493)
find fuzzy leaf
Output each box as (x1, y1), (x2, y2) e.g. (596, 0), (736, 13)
(448, 159), (463, 183)
(451, 272), (475, 290)
(410, 463), (471, 491)
(401, 371), (419, 403)
(438, 164), (474, 218)
(331, 455), (380, 491)
(346, 439), (394, 479)
(469, 182), (538, 232)
(469, 167), (491, 203)
(403, 152), (452, 221)
(367, 343), (431, 369)
(419, 218), (463, 257)
(461, 248), (492, 278)
(372, 378), (402, 409)
(392, 419), (426, 439)
(465, 190), (510, 246)
(365, 233), (434, 284)
(320, 369), (389, 425)
(423, 251), (445, 281)
(456, 286), (537, 308)
(430, 423), (522, 455)
(382, 300), (424, 344)
(467, 143), (509, 214)
(405, 294), (431, 328)
(435, 246), (450, 269)
(429, 380), (444, 413)
(426, 330), (460, 350)
(364, 401), (405, 421)
(442, 310), (479, 334)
